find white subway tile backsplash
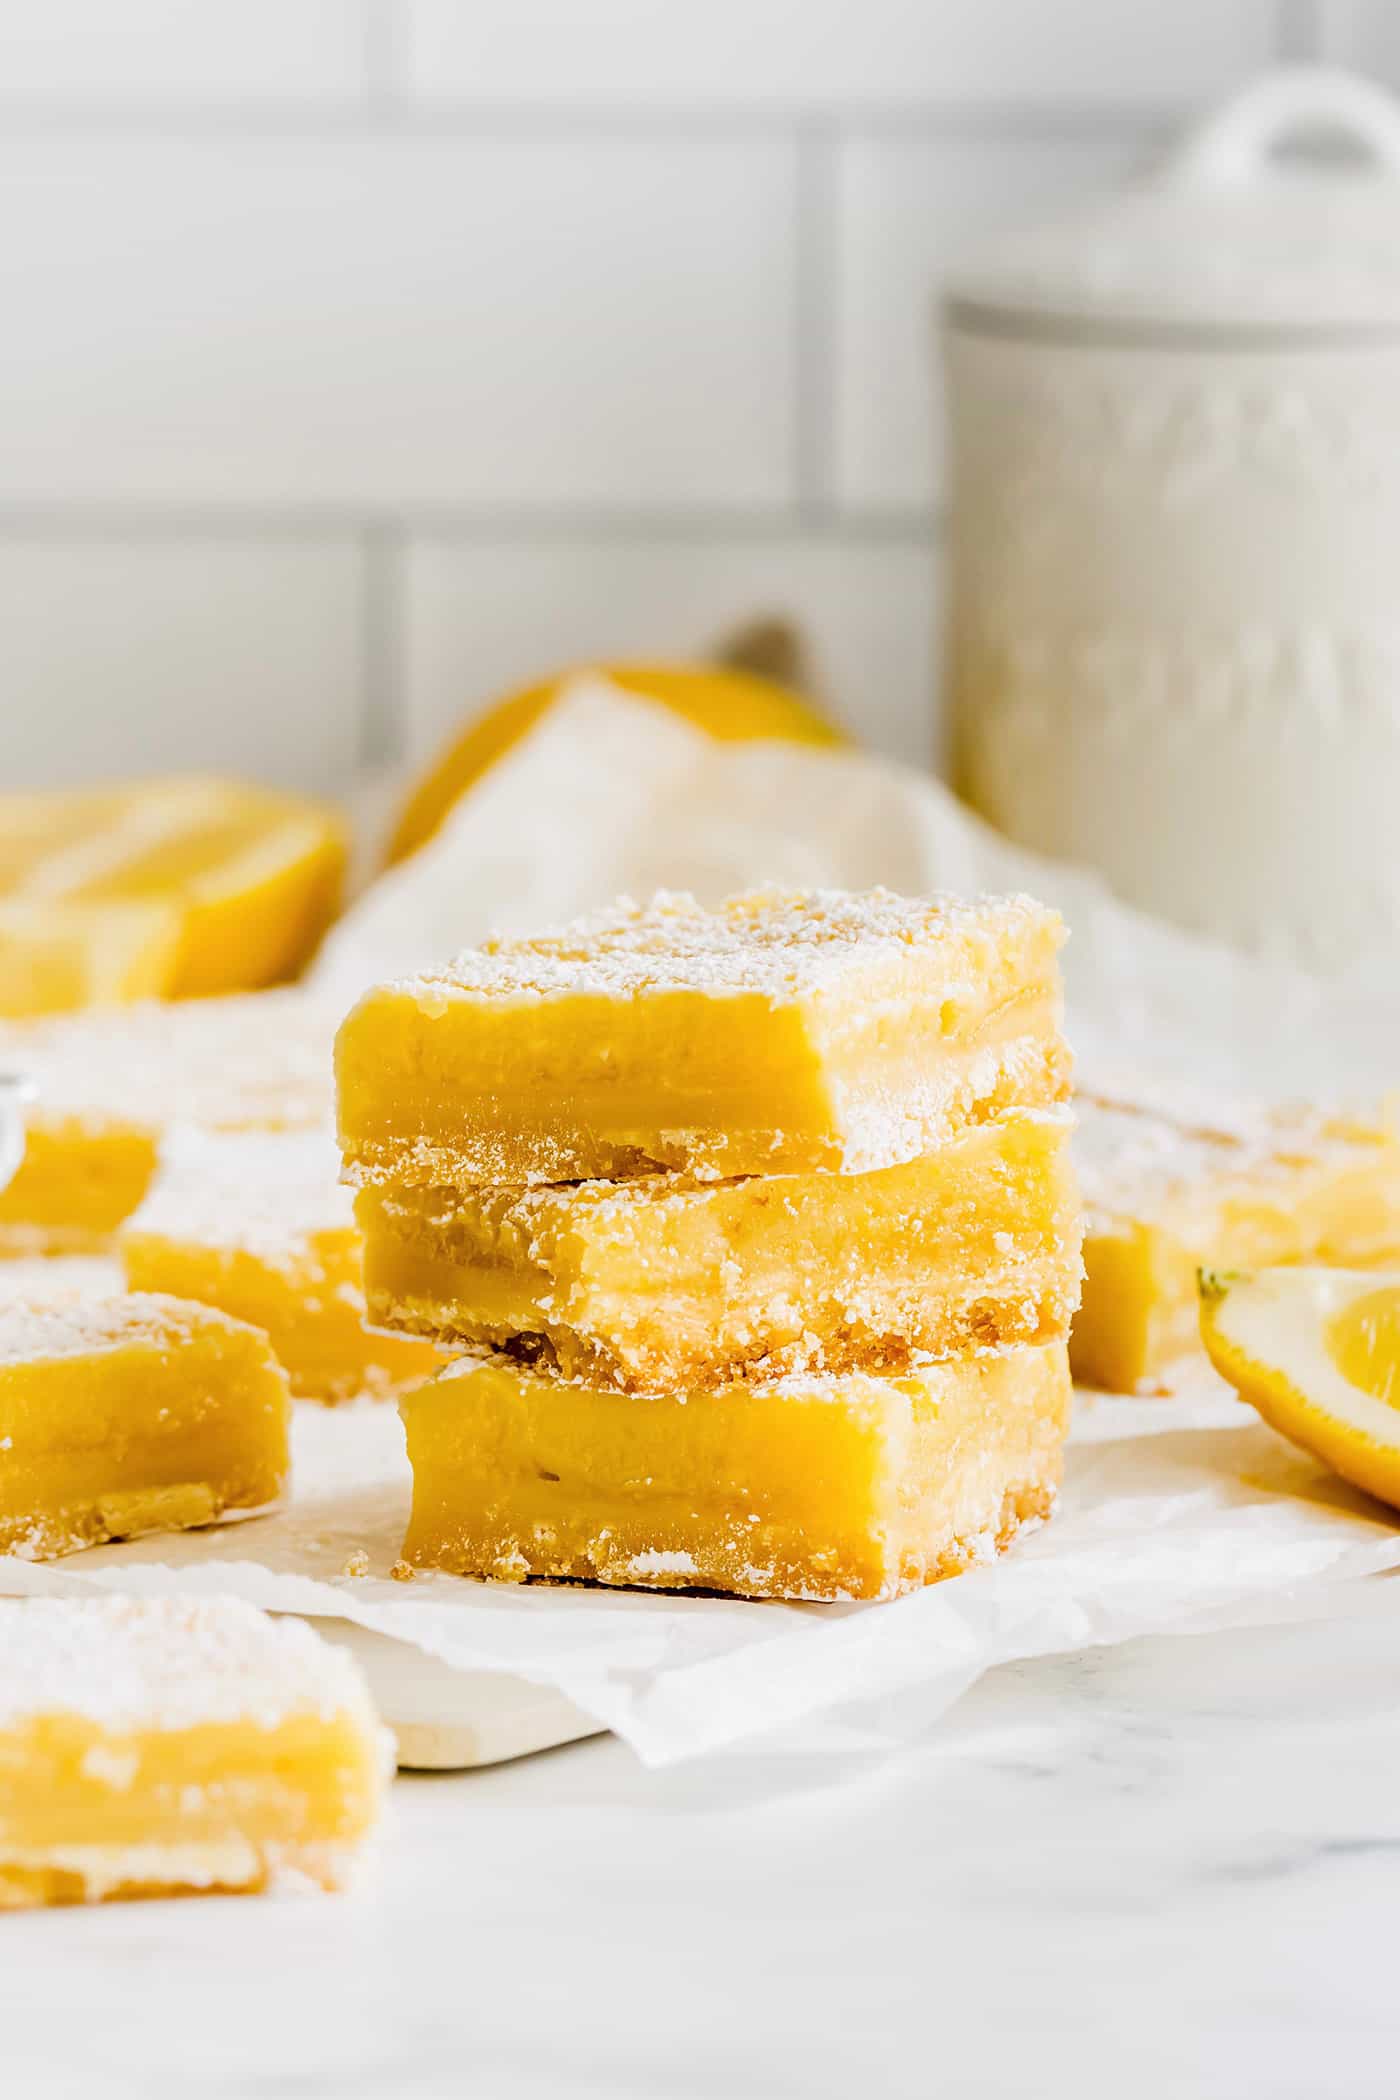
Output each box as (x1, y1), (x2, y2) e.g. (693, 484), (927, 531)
(399, 0), (1276, 109)
(0, 137), (795, 509)
(0, 2), (1308, 789)
(0, 1), (367, 110)
(832, 133), (1153, 513)
(398, 534), (939, 771)
(4, 540), (365, 790)
(1318, 2), (1400, 82)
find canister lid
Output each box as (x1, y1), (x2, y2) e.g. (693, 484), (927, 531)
(945, 69), (1400, 339)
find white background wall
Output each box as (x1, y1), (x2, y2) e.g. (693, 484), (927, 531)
(1, 0), (1388, 788)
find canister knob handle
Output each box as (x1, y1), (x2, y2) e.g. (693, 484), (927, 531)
(1166, 67), (1400, 185)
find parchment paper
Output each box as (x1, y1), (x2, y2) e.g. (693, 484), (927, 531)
(4, 1384), (1399, 1766)
(6, 682), (1399, 1763)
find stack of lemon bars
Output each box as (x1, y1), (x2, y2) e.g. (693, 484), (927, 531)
(337, 888), (1084, 1601)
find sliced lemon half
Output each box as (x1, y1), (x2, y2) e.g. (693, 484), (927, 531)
(0, 899), (183, 1017)
(0, 780), (347, 1007)
(385, 660), (846, 866)
(1200, 1265), (1400, 1511)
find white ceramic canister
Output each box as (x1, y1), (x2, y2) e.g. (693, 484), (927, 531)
(944, 69), (1400, 975)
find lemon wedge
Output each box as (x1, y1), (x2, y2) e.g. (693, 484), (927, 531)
(385, 660), (846, 865)
(0, 780), (347, 1009)
(0, 900), (183, 1018)
(1200, 1265), (1400, 1510)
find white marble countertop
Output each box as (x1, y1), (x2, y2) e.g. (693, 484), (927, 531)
(10, 1593), (1400, 2100)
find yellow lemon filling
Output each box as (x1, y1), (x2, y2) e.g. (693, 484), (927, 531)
(1325, 1284), (1400, 1408)
(336, 887), (1069, 1189)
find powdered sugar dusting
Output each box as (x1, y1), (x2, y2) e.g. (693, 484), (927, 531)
(827, 1030), (1070, 1177)
(627, 1550), (698, 1578)
(1075, 1089), (1380, 1220)
(383, 886), (1060, 1003)
(385, 1099), (1076, 1228)
(124, 1125), (353, 1261)
(0, 1254), (123, 1304)
(0, 1595), (376, 1733)
(0, 1289), (247, 1368)
(0, 989), (338, 1135)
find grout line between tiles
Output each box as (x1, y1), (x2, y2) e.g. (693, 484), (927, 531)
(362, 0), (401, 117)
(0, 102), (1208, 146)
(793, 116), (837, 521)
(359, 523), (404, 767)
(1276, 0), (1325, 61)
(0, 507), (941, 546)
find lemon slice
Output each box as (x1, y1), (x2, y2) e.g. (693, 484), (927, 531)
(385, 660), (847, 865)
(0, 780), (347, 1008)
(1200, 1265), (1400, 1510)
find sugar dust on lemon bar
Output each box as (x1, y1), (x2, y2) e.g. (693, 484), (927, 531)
(336, 885), (1082, 1603)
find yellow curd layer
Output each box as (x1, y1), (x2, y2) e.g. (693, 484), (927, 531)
(0, 1598), (387, 1907)
(337, 887), (1069, 1188)
(398, 1340), (1070, 1603)
(0, 1292), (291, 1559)
(121, 1128), (444, 1404)
(359, 1106), (1082, 1390)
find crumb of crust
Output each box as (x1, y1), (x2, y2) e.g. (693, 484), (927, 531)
(342, 1549), (370, 1579)
(389, 1559), (414, 1583)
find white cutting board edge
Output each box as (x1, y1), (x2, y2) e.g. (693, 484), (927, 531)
(305, 1619), (605, 1769)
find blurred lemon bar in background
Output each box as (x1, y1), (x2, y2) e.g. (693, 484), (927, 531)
(122, 1128), (445, 1405)
(0, 1598), (388, 1908)
(1071, 1090), (1400, 1393)
(0, 1292), (290, 1560)
(399, 1339), (1071, 1602)
(0, 778), (347, 1015)
(0, 989), (338, 1253)
(356, 1105), (1082, 1390)
(385, 658), (844, 865)
(337, 888), (1070, 1189)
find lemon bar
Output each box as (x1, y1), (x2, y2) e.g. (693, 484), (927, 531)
(0, 899), (182, 1019)
(0, 988), (338, 1253)
(337, 888), (1069, 1188)
(0, 1598), (388, 1908)
(121, 1129), (444, 1404)
(358, 1106), (1082, 1390)
(0, 1293), (291, 1559)
(398, 1340), (1070, 1602)
(1071, 1091), (1400, 1392)
(0, 777), (347, 1006)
